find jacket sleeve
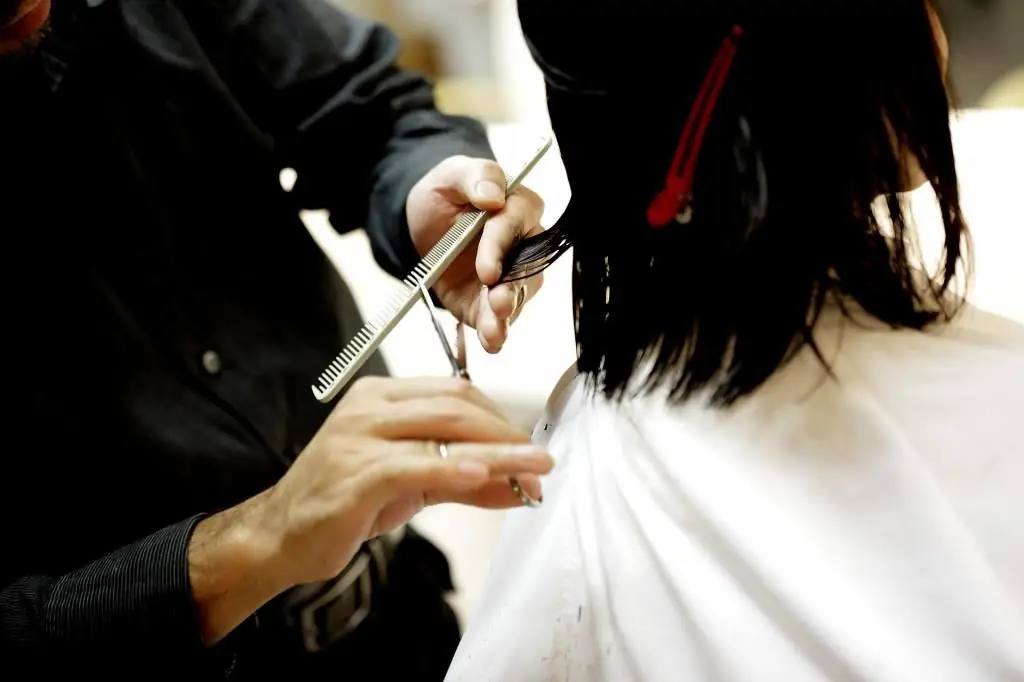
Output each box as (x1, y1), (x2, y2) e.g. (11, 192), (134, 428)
(178, 0), (496, 279)
(0, 515), (226, 675)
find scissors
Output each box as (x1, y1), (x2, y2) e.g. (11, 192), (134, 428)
(418, 282), (541, 508)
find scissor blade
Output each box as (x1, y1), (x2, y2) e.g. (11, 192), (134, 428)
(454, 321), (470, 379)
(419, 284), (463, 376)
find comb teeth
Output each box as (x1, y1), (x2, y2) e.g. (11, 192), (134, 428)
(312, 135), (553, 403)
(311, 211), (489, 402)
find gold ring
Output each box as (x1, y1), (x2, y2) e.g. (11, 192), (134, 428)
(510, 477), (542, 508)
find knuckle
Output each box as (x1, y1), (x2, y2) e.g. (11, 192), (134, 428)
(315, 437), (360, 477)
(483, 216), (514, 241)
(431, 396), (475, 427)
(330, 402), (380, 435)
(442, 154), (470, 169)
(446, 377), (476, 399)
(442, 154), (474, 178)
(362, 375), (388, 393)
(513, 186), (545, 213)
(486, 161), (507, 180)
(522, 185), (545, 206)
(373, 456), (415, 490)
(323, 431), (358, 455)
(357, 408), (387, 435)
(370, 458), (401, 486)
(347, 375), (379, 399)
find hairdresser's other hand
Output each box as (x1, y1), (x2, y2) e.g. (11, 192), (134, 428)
(190, 376), (552, 644)
(256, 376), (552, 588)
(406, 155), (546, 353)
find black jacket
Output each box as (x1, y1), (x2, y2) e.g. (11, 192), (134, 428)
(0, 0), (492, 675)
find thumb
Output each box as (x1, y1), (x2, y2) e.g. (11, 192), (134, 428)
(441, 156), (508, 211)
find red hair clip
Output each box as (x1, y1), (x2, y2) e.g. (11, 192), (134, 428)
(647, 25), (745, 228)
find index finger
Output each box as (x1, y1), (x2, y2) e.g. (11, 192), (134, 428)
(476, 186), (545, 286)
(386, 377), (505, 419)
(354, 375), (488, 405)
(369, 442), (552, 508)
(370, 396), (528, 443)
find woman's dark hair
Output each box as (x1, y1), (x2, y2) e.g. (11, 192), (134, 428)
(503, 0), (968, 407)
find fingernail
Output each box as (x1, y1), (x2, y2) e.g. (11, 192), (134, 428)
(519, 478), (545, 505)
(476, 180), (504, 204)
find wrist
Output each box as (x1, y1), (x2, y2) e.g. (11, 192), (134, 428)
(188, 490), (292, 645)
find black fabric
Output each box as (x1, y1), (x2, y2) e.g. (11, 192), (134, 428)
(0, 516), (216, 676)
(244, 527), (462, 681)
(0, 0), (492, 676)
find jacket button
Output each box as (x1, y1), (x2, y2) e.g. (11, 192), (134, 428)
(201, 350), (222, 375)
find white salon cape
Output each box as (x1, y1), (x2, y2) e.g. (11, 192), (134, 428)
(445, 304), (1024, 682)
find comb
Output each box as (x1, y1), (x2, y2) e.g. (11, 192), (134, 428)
(312, 134), (554, 403)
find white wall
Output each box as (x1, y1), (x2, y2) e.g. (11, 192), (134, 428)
(491, 0), (550, 125)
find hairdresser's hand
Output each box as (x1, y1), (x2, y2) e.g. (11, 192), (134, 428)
(258, 376), (552, 588)
(407, 155), (546, 353)
(190, 376), (552, 644)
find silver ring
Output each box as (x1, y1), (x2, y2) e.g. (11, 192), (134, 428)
(510, 477), (542, 508)
(509, 286), (528, 325)
(437, 442), (450, 460)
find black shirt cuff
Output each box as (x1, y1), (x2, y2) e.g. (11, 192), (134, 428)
(44, 514), (210, 664)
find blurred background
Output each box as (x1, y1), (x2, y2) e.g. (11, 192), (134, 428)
(331, 0), (546, 124)
(334, 0), (1023, 121)
(317, 0), (1023, 625)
